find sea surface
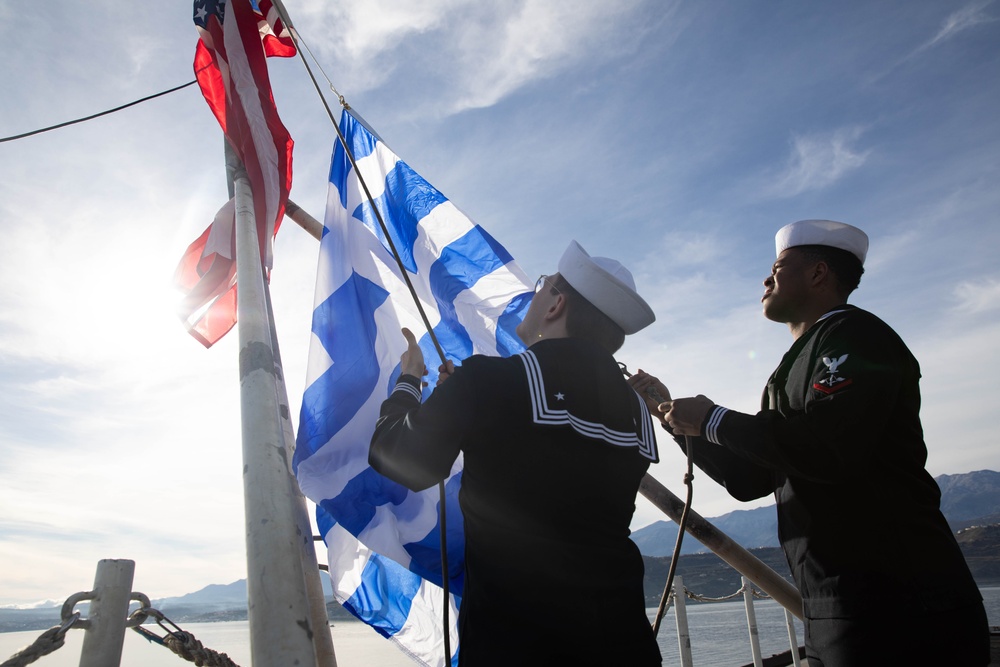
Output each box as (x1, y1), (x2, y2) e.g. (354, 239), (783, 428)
(2, 587), (997, 667)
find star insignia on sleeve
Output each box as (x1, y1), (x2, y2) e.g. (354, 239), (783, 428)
(554, 392), (565, 401)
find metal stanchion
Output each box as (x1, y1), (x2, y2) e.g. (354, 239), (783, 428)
(673, 575), (693, 667)
(78, 559), (134, 667)
(742, 576), (763, 667)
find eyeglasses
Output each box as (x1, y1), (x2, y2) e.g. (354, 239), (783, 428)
(534, 275), (560, 294)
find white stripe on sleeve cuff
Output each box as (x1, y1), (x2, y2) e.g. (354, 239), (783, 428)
(703, 405), (729, 445)
(392, 378), (423, 403)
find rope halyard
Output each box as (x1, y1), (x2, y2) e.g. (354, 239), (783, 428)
(286, 23), (349, 110)
(651, 436), (694, 636)
(617, 361), (694, 637)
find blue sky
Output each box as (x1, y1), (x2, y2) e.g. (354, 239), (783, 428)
(0, 0), (997, 606)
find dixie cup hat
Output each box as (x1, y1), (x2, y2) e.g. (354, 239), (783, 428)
(557, 240), (655, 335)
(775, 219), (869, 265)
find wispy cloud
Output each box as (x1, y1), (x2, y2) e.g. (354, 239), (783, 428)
(919, 0), (996, 53)
(642, 231), (727, 269)
(953, 277), (1000, 314)
(445, 1), (650, 113)
(909, 316), (1000, 477)
(869, 1), (997, 82)
(296, 0), (658, 114)
(761, 126), (871, 199)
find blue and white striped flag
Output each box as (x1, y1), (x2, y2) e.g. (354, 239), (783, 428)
(294, 111), (533, 667)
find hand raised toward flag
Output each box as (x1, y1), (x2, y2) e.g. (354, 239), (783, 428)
(437, 360), (456, 386)
(627, 370), (673, 424)
(400, 328), (427, 381)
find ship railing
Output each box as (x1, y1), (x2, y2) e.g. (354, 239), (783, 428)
(662, 574), (804, 667)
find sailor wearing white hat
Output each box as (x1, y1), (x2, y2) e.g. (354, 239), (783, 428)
(761, 219), (869, 337)
(514, 239), (655, 351)
(370, 240), (663, 666)
(774, 218), (869, 264)
(555, 240), (656, 335)
(628, 219), (989, 666)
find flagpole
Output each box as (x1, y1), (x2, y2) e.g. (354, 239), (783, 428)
(230, 146), (320, 667)
(262, 268), (339, 666)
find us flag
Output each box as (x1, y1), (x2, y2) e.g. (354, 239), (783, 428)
(175, 0), (295, 347)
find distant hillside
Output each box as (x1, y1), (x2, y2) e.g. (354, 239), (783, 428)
(955, 524), (1000, 586)
(151, 574), (354, 623)
(631, 469), (1000, 557)
(642, 524), (1000, 605)
(642, 548), (793, 605)
(156, 580), (248, 613)
(937, 470), (1000, 527)
(632, 505), (779, 557)
(0, 575), (353, 633)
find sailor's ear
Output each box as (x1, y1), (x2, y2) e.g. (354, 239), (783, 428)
(544, 293), (567, 320)
(809, 260), (831, 287)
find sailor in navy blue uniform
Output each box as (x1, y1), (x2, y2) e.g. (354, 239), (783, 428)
(630, 220), (988, 666)
(370, 241), (663, 666)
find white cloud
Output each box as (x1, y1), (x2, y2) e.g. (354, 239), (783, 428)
(869, 1), (997, 82)
(763, 126), (871, 199)
(445, 1), (647, 113)
(910, 316), (1000, 476)
(294, 0), (655, 114)
(920, 0), (996, 52)
(640, 231), (724, 269)
(953, 277), (1000, 314)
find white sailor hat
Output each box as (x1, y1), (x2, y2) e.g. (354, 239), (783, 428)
(557, 240), (655, 335)
(775, 219), (869, 265)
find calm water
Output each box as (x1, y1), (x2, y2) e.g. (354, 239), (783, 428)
(2, 588), (997, 666)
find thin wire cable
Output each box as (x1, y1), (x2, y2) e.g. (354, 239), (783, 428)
(281, 21), (448, 362)
(290, 23), (348, 108)
(0, 79), (198, 144)
(270, 2), (454, 659)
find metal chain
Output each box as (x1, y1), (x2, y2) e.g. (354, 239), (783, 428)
(0, 613), (80, 667)
(684, 581), (773, 603)
(687, 587), (746, 603)
(130, 607), (241, 667)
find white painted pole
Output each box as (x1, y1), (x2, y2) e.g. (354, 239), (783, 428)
(285, 199), (323, 240)
(262, 278), (338, 667)
(672, 575), (694, 667)
(78, 559), (134, 667)
(784, 608), (802, 667)
(742, 576), (764, 667)
(232, 161), (318, 667)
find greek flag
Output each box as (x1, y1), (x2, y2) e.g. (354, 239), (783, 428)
(294, 111), (533, 667)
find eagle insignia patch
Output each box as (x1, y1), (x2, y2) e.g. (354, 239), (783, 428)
(814, 354), (853, 394)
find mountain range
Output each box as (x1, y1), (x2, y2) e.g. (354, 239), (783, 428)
(630, 469), (1000, 557)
